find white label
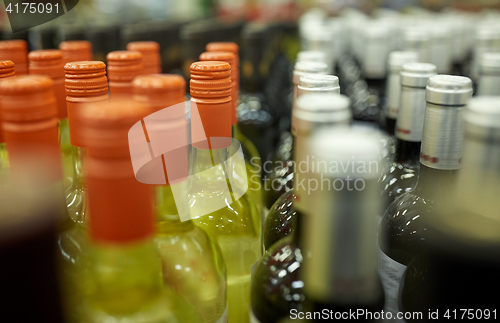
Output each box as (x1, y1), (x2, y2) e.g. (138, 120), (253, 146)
(216, 305), (229, 323)
(396, 87), (427, 142)
(378, 249), (407, 323)
(249, 308), (262, 323)
(420, 103), (464, 170)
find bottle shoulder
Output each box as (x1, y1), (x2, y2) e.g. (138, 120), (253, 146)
(263, 190), (297, 250)
(380, 162), (419, 207)
(379, 191), (437, 265)
(251, 237), (305, 323)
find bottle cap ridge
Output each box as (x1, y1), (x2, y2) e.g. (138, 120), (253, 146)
(426, 75), (473, 106)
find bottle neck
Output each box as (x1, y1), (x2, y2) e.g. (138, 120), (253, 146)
(156, 184), (195, 232)
(385, 68), (401, 120)
(420, 102), (464, 170)
(86, 155), (154, 244)
(414, 164), (458, 200)
(303, 177), (382, 305)
(394, 139), (421, 165)
(395, 85), (427, 143)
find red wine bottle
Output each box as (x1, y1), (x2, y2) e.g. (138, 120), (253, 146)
(380, 62), (436, 210)
(379, 75), (472, 322)
(400, 96), (500, 321)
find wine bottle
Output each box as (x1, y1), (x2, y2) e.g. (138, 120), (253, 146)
(380, 62), (437, 210)
(402, 27), (431, 65)
(384, 51), (419, 136)
(250, 94), (352, 323)
(379, 75), (472, 322)
(188, 61), (261, 323)
(263, 73), (337, 214)
(77, 98), (202, 323)
(300, 25), (335, 73)
(200, 47), (263, 217)
(428, 23), (453, 74)
(0, 60), (15, 181)
(471, 25), (500, 81)
(0, 182), (66, 323)
(132, 74), (228, 323)
(476, 52), (500, 96)
(302, 127), (386, 323)
(238, 22), (275, 166)
(59, 40), (94, 65)
(106, 50), (143, 99)
(0, 40), (28, 75)
(64, 61), (109, 224)
(400, 96), (500, 320)
(127, 41), (162, 74)
(292, 61), (328, 114)
(28, 50), (73, 191)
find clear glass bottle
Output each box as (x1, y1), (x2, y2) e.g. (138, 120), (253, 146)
(77, 99), (201, 323)
(132, 74), (228, 323)
(250, 94), (352, 323)
(379, 75), (473, 322)
(380, 62), (437, 211)
(301, 127), (386, 323)
(188, 61), (261, 323)
(400, 96), (500, 319)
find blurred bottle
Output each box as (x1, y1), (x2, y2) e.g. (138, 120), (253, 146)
(428, 23), (453, 74)
(471, 24), (500, 81)
(85, 23), (121, 63)
(106, 50), (143, 99)
(202, 43), (263, 216)
(127, 41), (162, 74)
(296, 51), (326, 65)
(379, 75), (472, 322)
(402, 27), (431, 65)
(400, 96), (500, 320)
(383, 51), (419, 136)
(188, 61), (261, 323)
(132, 74), (228, 323)
(59, 40), (94, 65)
(263, 74), (337, 215)
(0, 182), (65, 323)
(477, 53), (500, 96)
(64, 61), (109, 224)
(380, 63), (436, 212)
(28, 50), (72, 187)
(302, 127), (386, 322)
(360, 23), (391, 97)
(300, 24), (334, 74)
(0, 60), (15, 180)
(250, 94), (351, 323)
(0, 39), (28, 75)
(77, 99), (201, 323)
(238, 23), (275, 167)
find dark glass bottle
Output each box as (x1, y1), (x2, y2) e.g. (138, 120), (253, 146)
(263, 72), (337, 213)
(400, 97), (500, 320)
(379, 75), (473, 321)
(264, 86), (347, 243)
(250, 94), (351, 323)
(302, 127), (386, 323)
(380, 62), (437, 211)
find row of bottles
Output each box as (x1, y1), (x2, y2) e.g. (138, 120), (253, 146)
(2, 5), (500, 323)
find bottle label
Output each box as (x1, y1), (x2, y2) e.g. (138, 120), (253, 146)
(396, 87), (427, 142)
(420, 103), (464, 170)
(216, 305), (229, 323)
(249, 308), (262, 323)
(378, 249), (406, 323)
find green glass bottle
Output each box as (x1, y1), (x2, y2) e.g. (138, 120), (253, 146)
(78, 98), (201, 323)
(132, 74), (228, 323)
(189, 61), (261, 323)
